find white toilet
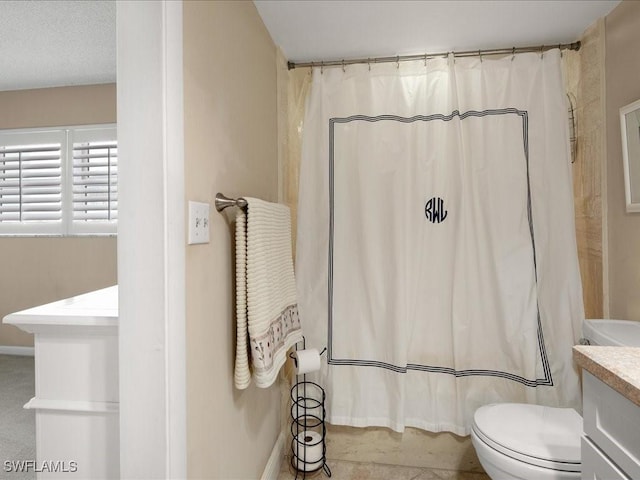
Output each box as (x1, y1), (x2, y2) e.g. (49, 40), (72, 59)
(471, 319), (640, 479)
(471, 403), (582, 479)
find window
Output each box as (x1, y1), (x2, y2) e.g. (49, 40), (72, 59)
(71, 128), (118, 234)
(0, 125), (117, 236)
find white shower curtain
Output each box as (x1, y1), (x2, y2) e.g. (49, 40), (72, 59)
(296, 50), (584, 435)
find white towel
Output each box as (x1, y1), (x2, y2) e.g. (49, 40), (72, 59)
(234, 197), (303, 389)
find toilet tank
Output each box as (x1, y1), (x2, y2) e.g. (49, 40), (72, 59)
(582, 319), (640, 347)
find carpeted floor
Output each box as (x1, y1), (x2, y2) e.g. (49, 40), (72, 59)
(0, 354), (36, 480)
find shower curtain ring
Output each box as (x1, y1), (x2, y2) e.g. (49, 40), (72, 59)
(424, 53), (427, 67)
(540, 45), (544, 59)
(511, 47), (516, 61)
(342, 59), (346, 72)
(321, 61), (324, 74)
(368, 58), (371, 71)
(396, 56), (400, 69)
(479, 49), (482, 62)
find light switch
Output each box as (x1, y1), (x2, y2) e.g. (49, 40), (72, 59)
(188, 201), (210, 245)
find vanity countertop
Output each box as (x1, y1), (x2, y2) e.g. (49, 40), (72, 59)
(573, 346), (640, 407)
(3, 286), (118, 332)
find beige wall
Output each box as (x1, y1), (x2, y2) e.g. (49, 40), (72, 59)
(0, 84), (116, 130)
(564, 21), (606, 319)
(605, 0), (640, 321)
(183, 2), (281, 478)
(0, 84), (117, 347)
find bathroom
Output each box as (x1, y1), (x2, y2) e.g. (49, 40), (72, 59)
(1, 0), (640, 479)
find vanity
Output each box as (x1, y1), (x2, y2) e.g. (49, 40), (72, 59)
(3, 286), (119, 479)
(573, 346), (640, 480)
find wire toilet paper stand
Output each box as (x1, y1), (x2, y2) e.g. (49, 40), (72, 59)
(289, 338), (331, 478)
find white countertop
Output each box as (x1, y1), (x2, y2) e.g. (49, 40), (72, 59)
(3, 286), (118, 332)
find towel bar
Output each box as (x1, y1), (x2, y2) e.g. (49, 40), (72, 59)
(215, 193), (247, 212)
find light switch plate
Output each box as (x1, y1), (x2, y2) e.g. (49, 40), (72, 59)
(188, 201), (210, 245)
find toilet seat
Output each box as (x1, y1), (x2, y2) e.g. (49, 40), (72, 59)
(472, 403), (582, 473)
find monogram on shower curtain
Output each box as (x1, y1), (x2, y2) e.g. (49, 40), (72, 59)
(296, 50), (584, 435)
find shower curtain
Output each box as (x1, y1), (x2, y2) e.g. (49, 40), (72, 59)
(296, 50), (584, 435)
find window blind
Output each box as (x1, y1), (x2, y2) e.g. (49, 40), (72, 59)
(72, 141), (118, 222)
(0, 125), (116, 236)
(0, 143), (62, 223)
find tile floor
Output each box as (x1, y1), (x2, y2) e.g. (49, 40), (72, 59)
(278, 458), (490, 480)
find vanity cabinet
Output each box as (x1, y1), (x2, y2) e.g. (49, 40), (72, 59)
(581, 371), (640, 480)
(3, 287), (119, 479)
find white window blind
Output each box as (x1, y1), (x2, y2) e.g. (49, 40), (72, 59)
(69, 126), (117, 234)
(72, 141), (118, 222)
(0, 143), (62, 222)
(0, 125), (117, 236)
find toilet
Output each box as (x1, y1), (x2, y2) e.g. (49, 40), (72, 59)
(471, 403), (582, 479)
(471, 319), (637, 479)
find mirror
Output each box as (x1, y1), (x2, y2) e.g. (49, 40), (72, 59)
(620, 99), (640, 213)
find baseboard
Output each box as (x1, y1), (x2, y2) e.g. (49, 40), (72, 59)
(0, 345), (35, 356)
(261, 431), (285, 480)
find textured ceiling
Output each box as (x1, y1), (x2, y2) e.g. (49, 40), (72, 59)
(0, 0), (115, 92)
(254, 0), (621, 63)
(0, 1), (622, 92)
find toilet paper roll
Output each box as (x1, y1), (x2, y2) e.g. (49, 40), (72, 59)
(293, 348), (321, 374)
(293, 430), (323, 472)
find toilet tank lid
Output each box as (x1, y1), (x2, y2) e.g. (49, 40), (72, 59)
(473, 403), (582, 465)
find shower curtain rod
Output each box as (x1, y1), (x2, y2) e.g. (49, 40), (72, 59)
(287, 41), (581, 70)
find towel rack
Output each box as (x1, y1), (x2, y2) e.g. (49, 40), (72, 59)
(215, 193), (247, 212)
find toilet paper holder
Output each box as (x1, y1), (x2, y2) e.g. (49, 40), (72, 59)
(288, 346), (326, 371)
(289, 338), (331, 478)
